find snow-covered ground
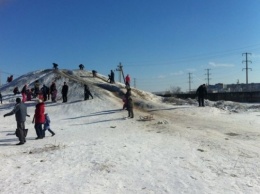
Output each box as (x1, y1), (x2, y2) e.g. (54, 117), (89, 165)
(1, 69), (260, 194)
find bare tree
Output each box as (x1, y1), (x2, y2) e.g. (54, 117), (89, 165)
(170, 86), (182, 94)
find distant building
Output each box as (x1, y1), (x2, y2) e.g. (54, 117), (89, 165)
(207, 83), (260, 93)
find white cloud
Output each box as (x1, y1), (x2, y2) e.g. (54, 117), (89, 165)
(252, 54), (260, 58)
(170, 70), (184, 76)
(209, 62), (235, 68)
(186, 68), (196, 72)
(157, 75), (166, 79)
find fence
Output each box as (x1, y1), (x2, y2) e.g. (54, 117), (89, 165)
(163, 92), (260, 103)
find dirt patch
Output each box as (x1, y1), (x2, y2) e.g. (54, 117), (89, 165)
(226, 132), (239, 136)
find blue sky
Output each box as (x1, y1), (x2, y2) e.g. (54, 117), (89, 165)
(1, 0), (260, 92)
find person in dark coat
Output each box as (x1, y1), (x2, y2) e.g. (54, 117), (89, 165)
(110, 70), (115, 83)
(127, 97), (134, 118)
(84, 84), (93, 100)
(34, 80), (40, 98)
(0, 92), (2, 104)
(123, 88), (131, 110)
(32, 99), (45, 139)
(62, 82), (69, 103)
(92, 70), (97, 77)
(7, 75), (13, 83)
(41, 84), (49, 101)
(79, 64), (84, 70)
(196, 84), (207, 107)
(53, 63), (58, 69)
(13, 87), (20, 95)
(3, 98), (28, 145)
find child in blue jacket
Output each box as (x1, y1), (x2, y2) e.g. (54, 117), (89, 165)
(43, 113), (55, 137)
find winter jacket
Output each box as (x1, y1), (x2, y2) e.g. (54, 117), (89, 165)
(127, 98), (134, 109)
(196, 85), (207, 97)
(5, 102), (27, 122)
(50, 83), (57, 93)
(21, 85), (27, 94)
(44, 114), (51, 129)
(62, 85), (69, 95)
(34, 102), (45, 124)
(125, 75), (130, 83)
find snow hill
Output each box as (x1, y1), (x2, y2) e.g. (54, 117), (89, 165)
(1, 69), (260, 194)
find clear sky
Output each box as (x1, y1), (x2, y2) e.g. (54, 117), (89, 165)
(1, 0), (260, 92)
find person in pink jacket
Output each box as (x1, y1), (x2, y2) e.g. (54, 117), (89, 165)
(125, 74), (131, 88)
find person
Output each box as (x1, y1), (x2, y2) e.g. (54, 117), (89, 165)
(3, 98), (28, 145)
(7, 75), (13, 83)
(41, 84), (49, 101)
(125, 74), (131, 88)
(126, 88), (131, 98)
(84, 84), (93, 100)
(53, 63), (58, 70)
(110, 70), (115, 83)
(13, 87), (20, 95)
(32, 99), (45, 139)
(92, 70), (97, 77)
(62, 82), (69, 103)
(34, 80), (40, 98)
(50, 82), (57, 102)
(79, 64), (84, 70)
(127, 97), (134, 118)
(43, 113), (55, 137)
(122, 95), (127, 110)
(26, 88), (32, 101)
(123, 88), (131, 110)
(196, 84), (207, 107)
(21, 84), (28, 102)
(0, 92), (2, 104)
(107, 70), (115, 84)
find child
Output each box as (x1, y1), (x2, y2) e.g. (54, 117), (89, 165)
(43, 113), (55, 137)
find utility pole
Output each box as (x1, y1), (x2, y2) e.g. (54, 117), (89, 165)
(242, 52), (252, 85)
(134, 78), (136, 88)
(205, 69), (211, 85)
(188, 73), (192, 93)
(116, 62), (125, 83)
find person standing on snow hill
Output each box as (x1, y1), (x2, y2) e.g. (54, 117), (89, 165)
(50, 82), (57, 102)
(21, 84), (28, 102)
(127, 97), (134, 118)
(32, 99), (45, 139)
(110, 70), (115, 83)
(0, 92), (2, 104)
(196, 84), (207, 107)
(125, 74), (131, 88)
(62, 82), (69, 103)
(13, 86), (20, 95)
(34, 80), (40, 98)
(43, 113), (55, 137)
(84, 84), (93, 100)
(41, 84), (49, 101)
(3, 98), (28, 145)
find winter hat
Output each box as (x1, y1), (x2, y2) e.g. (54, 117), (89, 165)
(16, 98), (21, 103)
